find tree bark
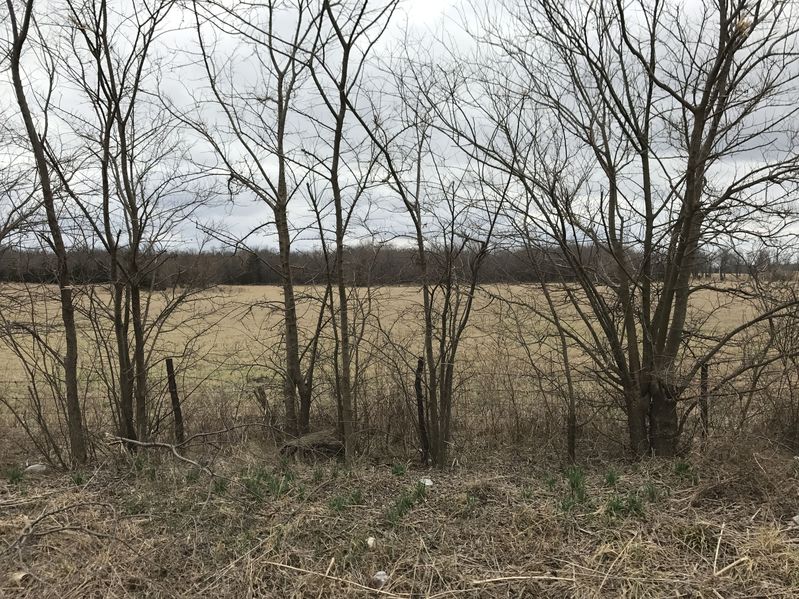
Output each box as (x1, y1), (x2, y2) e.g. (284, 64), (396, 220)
(166, 357), (185, 445)
(415, 356), (430, 465)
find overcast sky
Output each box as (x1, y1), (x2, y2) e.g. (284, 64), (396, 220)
(2, 0), (798, 257)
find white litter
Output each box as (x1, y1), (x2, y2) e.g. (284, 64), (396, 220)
(24, 464), (47, 475)
(370, 570), (389, 588)
(419, 478), (433, 487)
(366, 536), (376, 548)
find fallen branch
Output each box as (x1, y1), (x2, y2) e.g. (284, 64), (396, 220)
(713, 523), (725, 575)
(108, 437), (214, 476)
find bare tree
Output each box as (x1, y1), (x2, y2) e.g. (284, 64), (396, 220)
(43, 0), (211, 444)
(447, 0), (799, 456)
(173, 0), (326, 437)
(306, 0), (398, 460)
(3, 0), (88, 464)
(342, 43), (509, 466)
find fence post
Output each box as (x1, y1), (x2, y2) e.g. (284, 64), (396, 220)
(166, 357), (185, 445)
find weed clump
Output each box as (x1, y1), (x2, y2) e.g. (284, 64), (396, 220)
(385, 481), (427, 526)
(606, 491), (645, 519)
(6, 466), (23, 485)
(561, 465), (587, 511)
(328, 488), (364, 512)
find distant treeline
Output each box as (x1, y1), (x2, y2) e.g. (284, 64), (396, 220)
(0, 244), (795, 287)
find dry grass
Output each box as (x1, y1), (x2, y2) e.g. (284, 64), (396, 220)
(0, 281), (763, 438)
(2, 438), (798, 598)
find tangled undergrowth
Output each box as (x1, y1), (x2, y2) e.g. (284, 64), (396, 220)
(1, 440), (798, 598)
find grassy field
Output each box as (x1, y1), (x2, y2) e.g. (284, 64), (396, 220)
(0, 281), (755, 379)
(0, 281), (772, 458)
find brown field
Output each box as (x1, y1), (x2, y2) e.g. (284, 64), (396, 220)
(0, 282), (755, 378)
(0, 281), (770, 452)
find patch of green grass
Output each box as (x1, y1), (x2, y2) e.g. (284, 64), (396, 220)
(391, 463), (407, 477)
(242, 475), (264, 500)
(295, 484), (306, 500)
(625, 492), (644, 516)
(328, 488), (364, 512)
(312, 467), (324, 483)
(264, 472), (291, 497)
(212, 478), (228, 495)
(240, 466), (294, 501)
(605, 494), (625, 517)
(133, 454), (157, 480)
(558, 465), (589, 513)
(134, 454), (146, 472)
(674, 460), (692, 477)
(604, 467), (619, 487)
(278, 457), (293, 475)
(70, 471), (86, 486)
(543, 473), (557, 491)
(673, 460), (698, 484)
(329, 495), (349, 512)
(385, 482), (427, 526)
(185, 468), (201, 484)
(606, 491), (644, 519)
(565, 465), (587, 503)
(6, 466), (23, 485)
(641, 481), (658, 502)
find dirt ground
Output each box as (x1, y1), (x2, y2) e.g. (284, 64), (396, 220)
(1, 434), (798, 598)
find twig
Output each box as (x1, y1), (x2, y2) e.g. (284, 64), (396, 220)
(3, 501), (113, 555)
(714, 557), (750, 577)
(471, 574), (575, 585)
(713, 522), (725, 575)
(316, 557), (336, 599)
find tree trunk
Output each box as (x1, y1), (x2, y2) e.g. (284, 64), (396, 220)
(60, 285), (87, 465)
(276, 208), (300, 435)
(166, 357), (185, 445)
(7, 2), (87, 465)
(648, 381), (679, 457)
(414, 356), (430, 465)
(336, 246), (355, 461)
(113, 281), (136, 442)
(130, 282), (148, 440)
(700, 363), (709, 449)
(625, 383), (649, 457)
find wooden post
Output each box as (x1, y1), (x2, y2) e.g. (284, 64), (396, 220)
(415, 357), (430, 465)
(166, 358), (185, 445)
(700, 363), (709, 448)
